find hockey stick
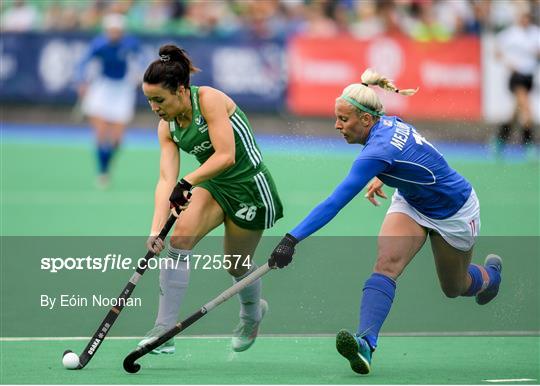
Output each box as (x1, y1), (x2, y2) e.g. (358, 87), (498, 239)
(63, 213), (178, 369)
(123, 262), (272, 373)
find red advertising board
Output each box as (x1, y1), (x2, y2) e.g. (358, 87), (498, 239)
(287, 35), (481, 120)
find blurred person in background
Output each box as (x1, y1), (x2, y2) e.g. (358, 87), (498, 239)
(464, 0), (491, 35)
(408, 0), (452, 42)
(301, 0), (340, 37)
(234, 0), (287, 39)
(432, 0), (473, 37)
(75, 12), (141, 188)
(350, 0), (404, 39)
(78, 0), (108, 31)
(123, 0), (176, 34)
(495, 4), (540, 159)
(1, 0), (38, 32)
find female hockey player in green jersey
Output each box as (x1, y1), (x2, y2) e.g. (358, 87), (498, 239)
(138, 44), (283, 354)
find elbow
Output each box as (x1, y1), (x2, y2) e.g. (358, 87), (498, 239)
(225, 156), (235, 169)
(222, 153), (235, 169)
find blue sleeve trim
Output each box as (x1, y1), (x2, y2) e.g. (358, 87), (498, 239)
(289, 158), (388, 241)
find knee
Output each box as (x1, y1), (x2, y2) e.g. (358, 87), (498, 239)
(226, 257), (252, 278)
(440, 284), (463, 298)
(169, 234), (196, 250)
(227, 266), (247, 278)
(374, 254), (402, 280)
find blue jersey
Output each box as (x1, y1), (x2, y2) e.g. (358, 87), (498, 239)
(76, 35), (139, 82)
(360, 116), (471, 218)
(289, 116), (472, 241)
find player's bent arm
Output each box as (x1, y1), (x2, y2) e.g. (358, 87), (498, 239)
(289, 158), (389, 241)
(365, 177), (387, 206)
(183, 88), (235, 185)
(150, 120), (180, 235)
(74, 38), (100, 84)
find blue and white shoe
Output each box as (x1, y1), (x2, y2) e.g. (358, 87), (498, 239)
(476, 254), (503, 305)
(336, 329), (372, 375)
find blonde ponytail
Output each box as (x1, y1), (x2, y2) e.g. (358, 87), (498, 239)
(360, 68), (419, 96)
(339, 68), (418, 117)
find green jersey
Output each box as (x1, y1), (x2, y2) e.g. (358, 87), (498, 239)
(168, 86), (264, 183)
(168, 86), (283, 230)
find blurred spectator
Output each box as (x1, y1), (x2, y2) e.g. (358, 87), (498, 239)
(234, 0), (288, 39)
(4, 0), (538, 40)
(42, 2), (81, 31)
(494, 3), (540, 159)
(350, 1), (385, 39)
(408, 0), (452, 42)
(125, 0), (175, 34)
(1, 0), (38, 31)
(350, 0), (404, 39)
(489, 0), (522, 32)
(79, 0), (108, 31)
(279, 0), (307, 36)
(464, 0), (491, 35)
(301, 0), (340, 37)
(432, 0), (473, 36)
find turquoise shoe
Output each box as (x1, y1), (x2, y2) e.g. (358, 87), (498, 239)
(336, 329), (372, 375)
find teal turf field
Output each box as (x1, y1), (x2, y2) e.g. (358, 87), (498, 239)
(1, 337), (539, 384)
(1, 125), (539, 384)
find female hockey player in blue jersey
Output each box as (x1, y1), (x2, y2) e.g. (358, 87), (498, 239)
(269, 68), (502, 375)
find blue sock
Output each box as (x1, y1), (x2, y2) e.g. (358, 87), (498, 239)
(357, 273), (396, 350)
(463, 264), (499, 297)
(97, 143), (114, 174)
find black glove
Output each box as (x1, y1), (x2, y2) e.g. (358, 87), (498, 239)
(169, 179), (192, 212)
(268, 233), (298, 269)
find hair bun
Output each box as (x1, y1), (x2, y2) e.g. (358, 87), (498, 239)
(158, 45), (185, 63)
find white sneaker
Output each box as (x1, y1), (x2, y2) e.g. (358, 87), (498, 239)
(137, 325), (175, 355)
(96, 173), (110, 190)
(231, 299), (268, 352)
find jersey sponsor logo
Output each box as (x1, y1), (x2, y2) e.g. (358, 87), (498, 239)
(189, 141), (213, 155)
(195, 115), (208, 133)
(195, 115), (205, 125)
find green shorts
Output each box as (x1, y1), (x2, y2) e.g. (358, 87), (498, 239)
(198, 165), (283, 230)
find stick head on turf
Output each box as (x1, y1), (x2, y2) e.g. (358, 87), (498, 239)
(123, 358), (141, 373)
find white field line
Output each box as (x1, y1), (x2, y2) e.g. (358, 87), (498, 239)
(1, 331), (539, 341)
(483, 379), (537, 383)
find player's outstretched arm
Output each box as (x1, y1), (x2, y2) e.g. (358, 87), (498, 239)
(268, 158), (389, 269)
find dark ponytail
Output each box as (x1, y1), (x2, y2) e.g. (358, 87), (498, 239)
(143, 44), (200, 93)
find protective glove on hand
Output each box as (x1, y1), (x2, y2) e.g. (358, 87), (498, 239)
(169, 178), (192, 214)
(268, 233), (298, 269)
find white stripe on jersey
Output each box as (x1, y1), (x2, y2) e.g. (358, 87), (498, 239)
(380, 160), (437, 185)
(232, 113), (262, 162)
(231, 114), (262, 166)
(254, 176), (269, 228)
(254, 172), (275, 228)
